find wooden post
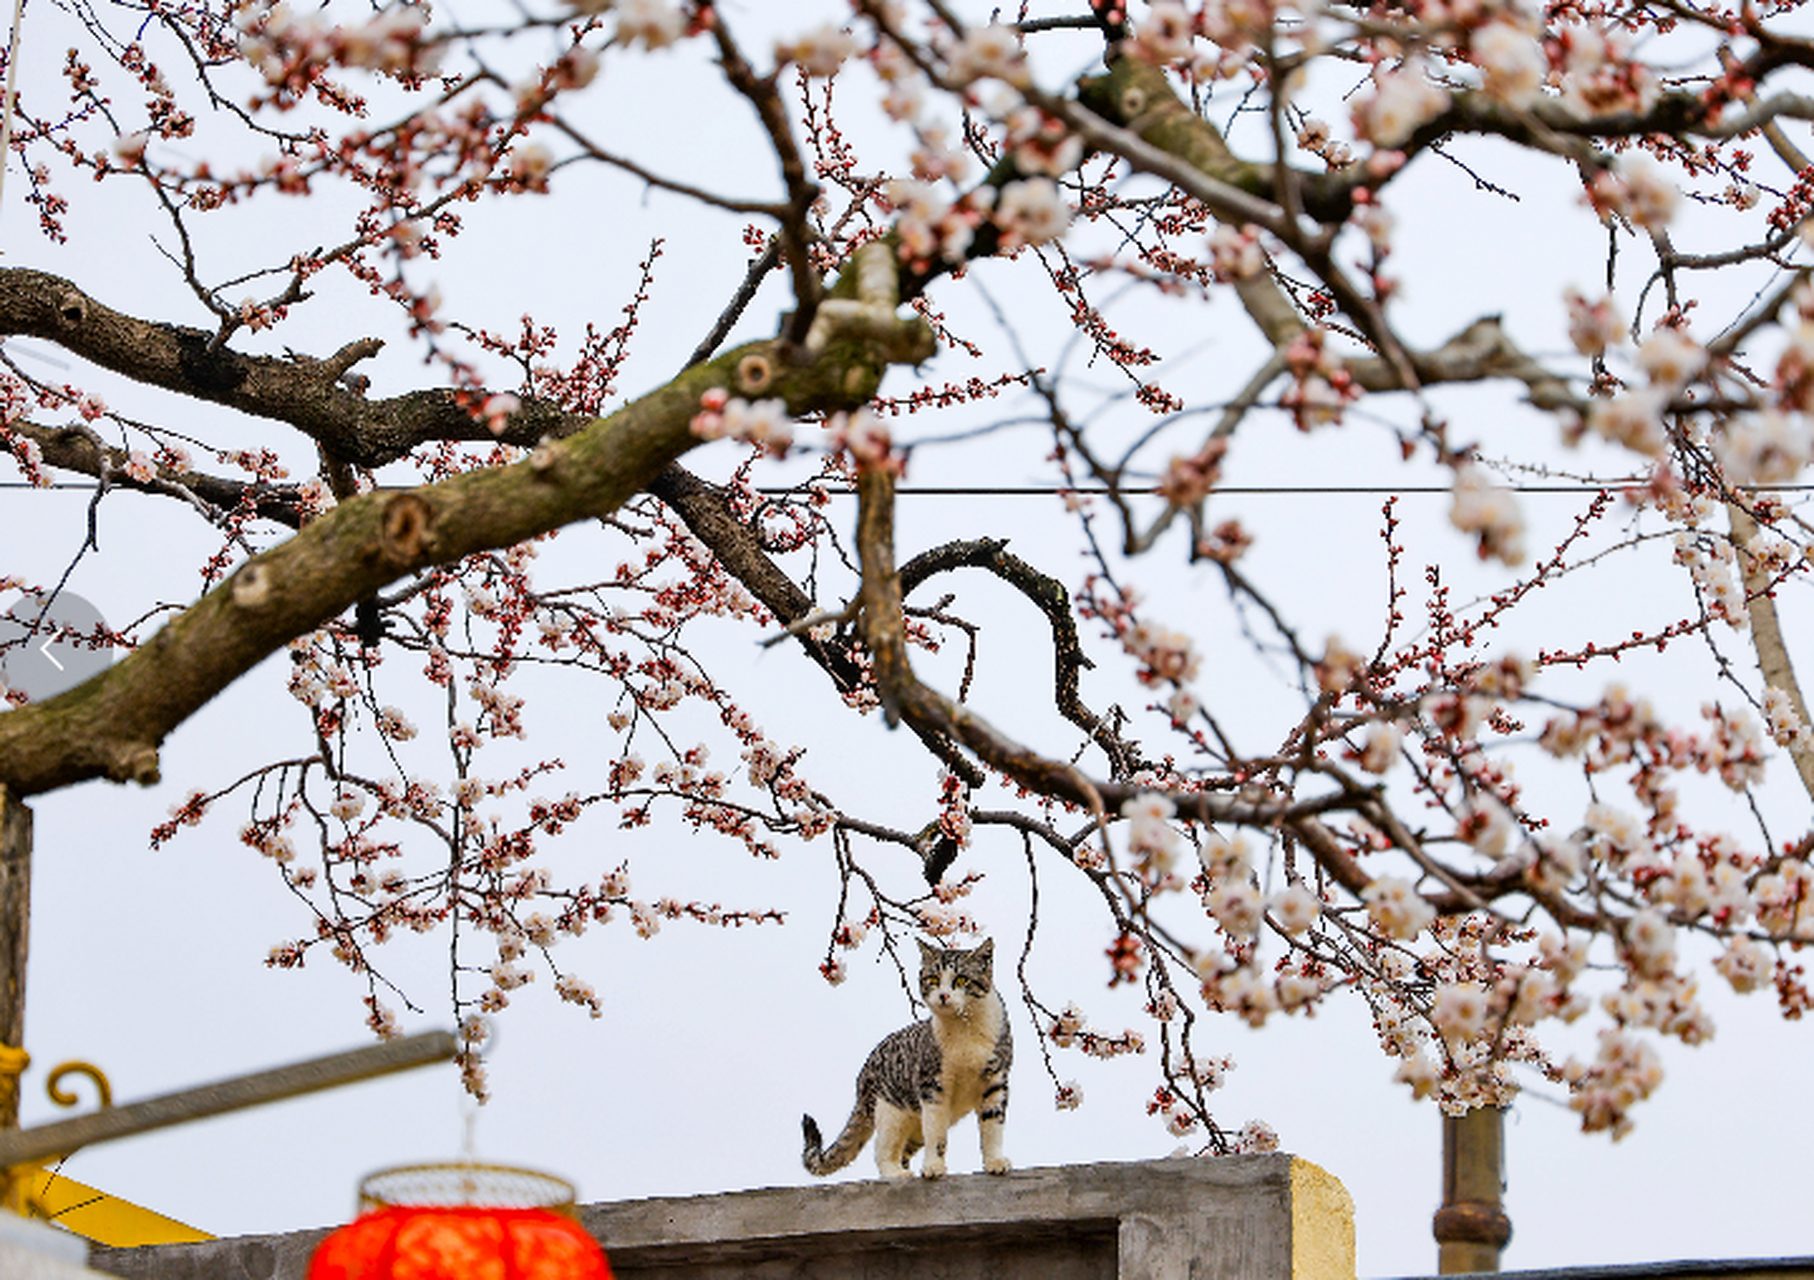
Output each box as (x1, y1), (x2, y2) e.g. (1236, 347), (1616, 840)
(0, 783), (29, 1130)
(1433, 1106), (1511, 1274)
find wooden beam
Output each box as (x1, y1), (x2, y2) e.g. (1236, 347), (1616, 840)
(0, 1029), (457, 1168)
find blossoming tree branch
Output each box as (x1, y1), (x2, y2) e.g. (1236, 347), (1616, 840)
(2, 0), (1813, 1145)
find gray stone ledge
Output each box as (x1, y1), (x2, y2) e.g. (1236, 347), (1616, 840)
(90, 1154), (1356, 1280)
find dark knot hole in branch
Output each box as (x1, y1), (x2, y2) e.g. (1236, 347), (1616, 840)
(380, 493), (435, 565)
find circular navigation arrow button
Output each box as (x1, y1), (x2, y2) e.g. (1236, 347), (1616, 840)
(0, 592), (114, 702)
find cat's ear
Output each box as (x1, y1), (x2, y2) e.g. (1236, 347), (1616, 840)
(918, 937), (939, 965)
(973, 938), (994, 969)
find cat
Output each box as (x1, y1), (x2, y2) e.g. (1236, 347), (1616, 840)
(802, 937), (1013, 1180)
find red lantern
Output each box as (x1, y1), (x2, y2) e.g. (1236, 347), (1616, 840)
(307, 1164), (612, 1280)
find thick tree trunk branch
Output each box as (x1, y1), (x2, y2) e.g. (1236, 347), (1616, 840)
(0, 269), (579, 469)
(1057, 66), (1307, 351)
(0, 302), (935, 797)
(1073, 59), (1355, 229)
(1731, 502), (1814, 803)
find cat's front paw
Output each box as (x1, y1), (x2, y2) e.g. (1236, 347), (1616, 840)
(983, 1156), (1013, 1175)
(919, 1156), (947, 1180)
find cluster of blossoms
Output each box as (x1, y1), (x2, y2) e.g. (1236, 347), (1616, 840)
(826, 407), (898, 473)
(1565, 1030), (1665, 1138)
(886, 179), (987, 267)
(564, 0), (686, 50)
(1469, 18), (1547, 106)
(1205, 224), (1265, 283)
(1555, 22), (1659, 119)
(1278, 329), (1358, 430)
(1539, 685), (1771, 796)
(860, 18), (1074, 272)
(1148, 1086), (1204, 1138)
(941, 23), (1030, 89)
(774, 22), (859, 78)
(1048, 1003), (1146, 1059)
(690, 391), (794, 457)
(1362, 876), (1438, 940)
(1586, 156), (1681, 231)
(1123, 793), (1183, 886)
(1002, 106), (1085, 177)
(234, 0), (442, 99)
(993, 179), (1073, 251)
(1718, 412), (1814, 485)
(1124, 618), (1200, 688)
(1158, 438), (1228, 508)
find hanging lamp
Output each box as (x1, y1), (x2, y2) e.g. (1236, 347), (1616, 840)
(306, 1162), (611, 1280)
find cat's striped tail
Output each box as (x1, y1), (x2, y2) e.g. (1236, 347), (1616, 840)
(801, 1102), (872, 1176)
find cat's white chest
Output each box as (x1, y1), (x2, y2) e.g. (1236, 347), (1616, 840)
(932, 993), (1004, 1115)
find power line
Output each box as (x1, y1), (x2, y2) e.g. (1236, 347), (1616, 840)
(768, 482), (1814, 497)
(5, 481), (1812, 496)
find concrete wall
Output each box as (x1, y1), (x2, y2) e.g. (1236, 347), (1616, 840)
(88, 1154), (1356, 1280)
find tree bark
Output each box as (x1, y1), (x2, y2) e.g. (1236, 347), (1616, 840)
(1731, 503), (1814, 804)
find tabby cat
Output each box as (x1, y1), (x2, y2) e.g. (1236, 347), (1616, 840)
(802, 938), (1012, 1180)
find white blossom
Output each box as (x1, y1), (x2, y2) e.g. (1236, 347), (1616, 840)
(1269, 883), (1321, 934)
(1587, 389), (1668, 457)
(776, 22), (859, 77)
(1208, 881), (1264, 938)
(1357, 57), (1450, 148)
(1472, 20), (1547, 107)
(614, 0), (684, 50)
(1431, 982), (1492, 1043)
(946, 23), (1028, 87)
(1718, 411), (1812, 484)
(1635, 328), (1705, 389)
(1449, 464), (1526, 565)
(994, 178), (1071, 248)
(1363, 875), (1436, 939)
